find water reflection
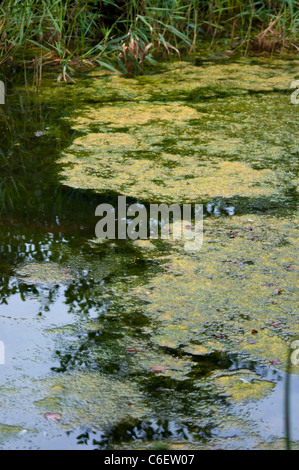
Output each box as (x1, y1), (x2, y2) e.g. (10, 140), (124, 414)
(0, 67), (297, 450)
(73, 418), (211, 449)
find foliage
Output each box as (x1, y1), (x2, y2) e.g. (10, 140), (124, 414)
(0, 1), (298, 77)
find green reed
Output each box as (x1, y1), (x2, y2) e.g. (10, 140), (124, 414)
(0, 1), (298, 78)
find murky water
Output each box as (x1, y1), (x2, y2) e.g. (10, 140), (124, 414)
(0, 51), (298, 449)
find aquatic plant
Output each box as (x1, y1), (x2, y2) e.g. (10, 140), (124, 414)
(116, 33), (153, 77)
(0, 1), (298, 79)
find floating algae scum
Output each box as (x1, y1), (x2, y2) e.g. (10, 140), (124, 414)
(0, 52), (298, 449)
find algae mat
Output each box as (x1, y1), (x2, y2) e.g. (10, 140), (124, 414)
(57, 57), (299, 447)
(131, 214), (299, 366)
(0, 55), (298, 450)
(58, 56), (299, 368)
(60, 59), (298, 204)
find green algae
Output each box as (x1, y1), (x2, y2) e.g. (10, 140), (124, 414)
(212, 370), (275, 402)
(16, 262), (75, 286)
(69, 132), (144, 151)
(1, 56), (298, 450)
(70, 103), (199, 131)
(34, 396), (62, 413)
(132, 240), (157, 250)
(53, 57), (298, 447)
(61, 147), (282, 202)
(59, 59), (298, 204)
(88, 59), (298, 102)
(34, 371), (149, 430)
(0, 424), (23, 435)
(131, 213), (299, 368)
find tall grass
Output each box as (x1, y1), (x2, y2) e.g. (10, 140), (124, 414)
(0, 1), (298, 78)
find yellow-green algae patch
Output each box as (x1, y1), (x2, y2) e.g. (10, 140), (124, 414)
(89, 60), (299, 101)
(16, 262), (75, 285)
(46, 58), (298, 447)
(34, 396), (62, 413)
(212, 370), (274, 402)
(131, 214), (299, 368)
(0, 424), (23, 435)
(60, 145), (281, 202)
(70, 103), (199, 131)
(132, 239), (156, 250)
(34, 371), (149, 430)
(69, 132), (145, 151)
(58, 59), (298, 203)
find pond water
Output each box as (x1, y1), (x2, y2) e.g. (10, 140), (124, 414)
(0, 51), (298, 450)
